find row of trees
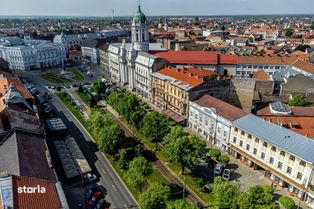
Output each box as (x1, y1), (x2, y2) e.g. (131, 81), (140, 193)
(88, 109), (125, 155)
(138, 183), (199, 209)
(162, 126), (207, 174)
(106, 91), (175, 150)
(209, 148), (230, 165)
(212, 176), (280, 209)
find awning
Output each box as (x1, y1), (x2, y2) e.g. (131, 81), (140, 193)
(162, 109), (185, 123)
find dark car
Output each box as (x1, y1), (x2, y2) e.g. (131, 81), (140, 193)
(89, 191), (103, 206)
(96, 198), (110, 209)
(84, 184), (98, 199)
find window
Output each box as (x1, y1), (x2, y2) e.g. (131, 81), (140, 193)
(223, 131), (227, 137)
(289, 155), (295, 161)
(280, 151), (285, 156)
(300, 161), (306, 167)
(241, 131), (245, 135)
(190, 111), (193, 117)
(234, 127), (238, 132)
(240, 140), (243, 147)
(263, 142), (268, 147)
(297, 172), (303, 180)
(218, 127), (221, 133)
(261, 152), (265, 160)
(233, 137), (237, 143)
(286, 167), (292, 174)
(205, 120), (208, 126)
(246, 144), (250, 151)
(269, 157), (274, 164)
(253, 148), (257, 155)
(255, 138), (259, 143)
(278, 162), (283, 169)
(271, 146), (276, 152)
(248, 134), (252, 139)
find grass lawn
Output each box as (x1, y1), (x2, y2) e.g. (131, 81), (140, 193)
(56, 93), (89, 128)
(41, 72), (71, 84)
(68, 68), (85, 81)
(76, 90), (91, 105)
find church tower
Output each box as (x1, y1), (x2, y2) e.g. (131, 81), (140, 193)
(131, 2), (149, 51)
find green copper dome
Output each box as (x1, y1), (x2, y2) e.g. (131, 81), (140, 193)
(133, 5), (147, 24)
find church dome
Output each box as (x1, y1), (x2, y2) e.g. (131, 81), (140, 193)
(133, 5), (147, 24)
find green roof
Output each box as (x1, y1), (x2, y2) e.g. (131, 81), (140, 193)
(133, 5), (147, 24)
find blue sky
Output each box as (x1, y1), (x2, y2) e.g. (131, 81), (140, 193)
(1, 0), (314, 17)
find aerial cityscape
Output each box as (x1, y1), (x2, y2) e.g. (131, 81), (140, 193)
(0, 0), (314, 209)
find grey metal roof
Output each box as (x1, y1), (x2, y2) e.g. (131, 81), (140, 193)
(233, 114), (314, 163)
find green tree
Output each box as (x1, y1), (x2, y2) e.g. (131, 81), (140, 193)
(218, 155), (230, 165)
(163, 126), (187, 145)
(212, 176), (241, 209)
(128, 156), (152, 176)
(93, 80), (106, 95)
(288, 95), (307, 106)
(257, 49), (266, 55)
(168, 199), (199, 209)
(285, 28), (294, 37)
(125, 169), (145, 192)
(88, 109), (112, 136)
(141, 111), (170, 151)
(209, 148), (221, 159)
(97, 124), (125, 155)
(310, 22), (314, 30)
(279, 196), (295, 209)
(237, 185), (279, 209)
(163, 134), (206, 174)
(210, 74), (218, 80)
(138, 183), (170, 209)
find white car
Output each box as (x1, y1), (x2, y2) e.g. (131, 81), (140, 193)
(214, 164), (223, 175)
(222, 169), (231, 181)
(85, 173), (98, 183)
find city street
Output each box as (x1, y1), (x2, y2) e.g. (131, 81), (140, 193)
(21, 73), (138, 209)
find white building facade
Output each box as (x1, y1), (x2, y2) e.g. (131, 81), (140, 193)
(0, 37), (66, 71)
(229, 114), (314, 207)
(188, 94), (247, 151)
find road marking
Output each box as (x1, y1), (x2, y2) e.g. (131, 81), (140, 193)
(112, 184), (117, 192)
(101, 168), (107, 174)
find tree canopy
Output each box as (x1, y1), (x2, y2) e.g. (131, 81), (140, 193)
(168, 199), (199, 209)
(285, 28), (294, 37)
(138, 183), (170, 209)
(141, 111), (171, 151)
(163, 131), (206, 174)
(288, 95), (308, 106)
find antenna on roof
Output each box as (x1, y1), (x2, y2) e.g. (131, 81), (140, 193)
(112, 9), (115, 21)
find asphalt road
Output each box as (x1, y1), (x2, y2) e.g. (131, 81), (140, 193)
(21, 73), (138, 209)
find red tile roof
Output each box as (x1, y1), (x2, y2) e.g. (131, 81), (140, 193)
(194, 94), (248, 121)
(152, 51), (218, 65)
(12, 175), (62, 209)
(253, 70), (271, 80)
(219, 54), (238, 65)
(157, 66), (214, 87)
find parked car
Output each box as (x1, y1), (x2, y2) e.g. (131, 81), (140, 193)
(214, 163), (223, 175)
(85, 184), (98, 199)
(81, 173), (98, 185)
(89, 191), (103, 206)
(222, 169), (231, 181)
(96, 198), (110, 209)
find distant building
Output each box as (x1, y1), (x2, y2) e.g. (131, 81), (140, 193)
(54, 30), (130, 50)
(0, 37), (66, 71)
(188, 94), (247, 150)
(81, 39), (109, 64)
